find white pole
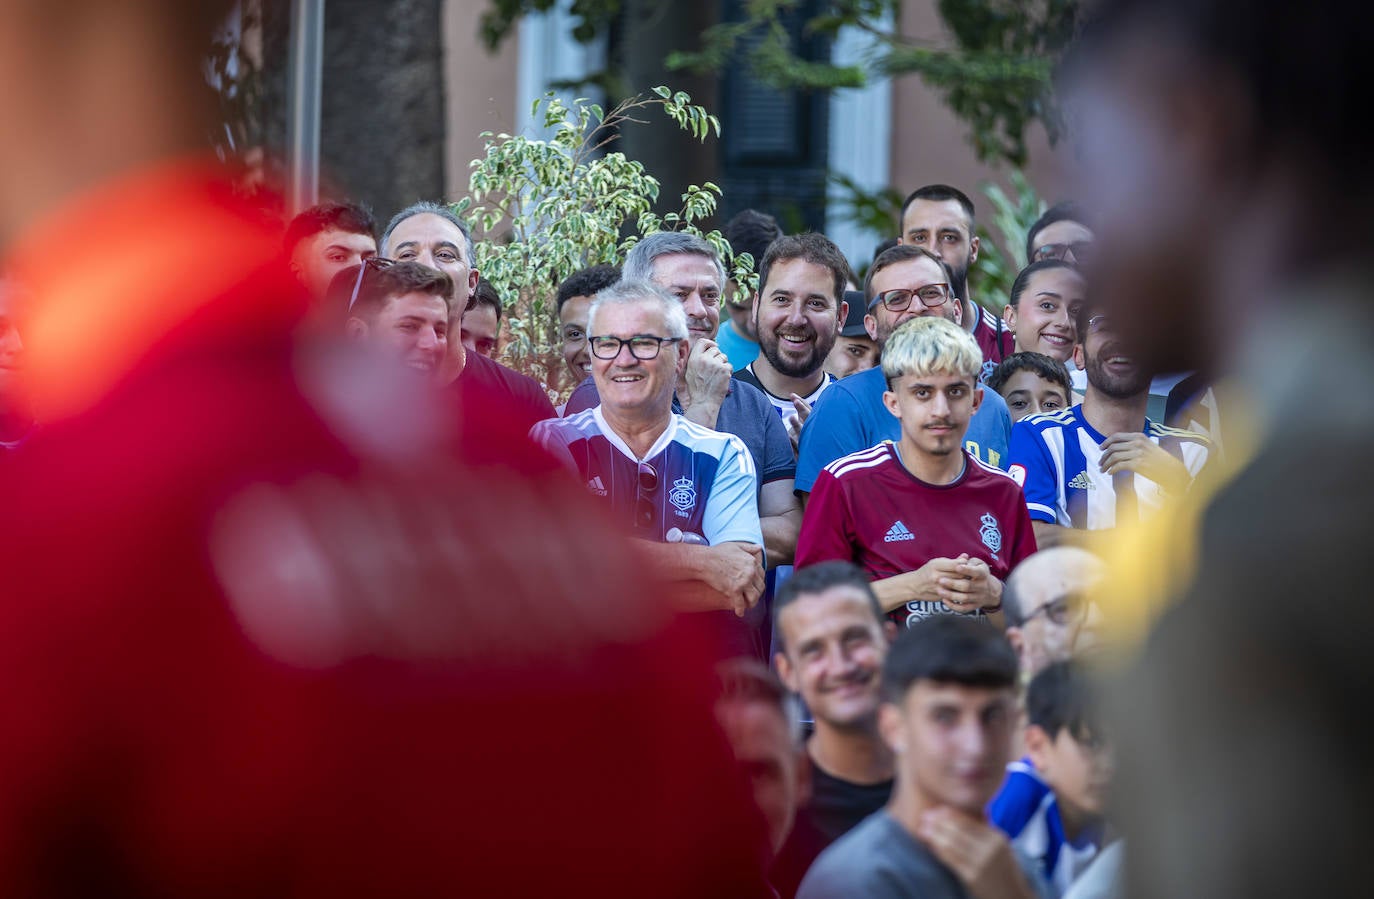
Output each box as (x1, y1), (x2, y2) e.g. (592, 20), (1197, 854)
(286, 0), (325, 214)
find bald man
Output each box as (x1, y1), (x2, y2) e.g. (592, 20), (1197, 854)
(1002, 547), (1105, 680)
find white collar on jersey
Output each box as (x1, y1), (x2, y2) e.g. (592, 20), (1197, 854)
(592, 405), (680, 463)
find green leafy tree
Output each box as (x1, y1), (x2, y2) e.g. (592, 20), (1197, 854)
(479, 0), (1081, 168)
(459, 88), (756, 400)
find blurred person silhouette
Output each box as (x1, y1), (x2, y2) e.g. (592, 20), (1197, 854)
(715, 658), (810, 878)
(1063, 0), (1374, 895)
(989, 662), (1113, 896)
(0, 3), (773, 896)
(0, 277), (31, 454)
(1001, 547), (1106, 682)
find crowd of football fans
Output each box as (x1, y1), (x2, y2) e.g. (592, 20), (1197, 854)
(6, 172), (1211, 896)
(5, 0), (1369, 894)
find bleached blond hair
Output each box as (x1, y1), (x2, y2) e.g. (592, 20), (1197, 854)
(880, 316), (983, 388)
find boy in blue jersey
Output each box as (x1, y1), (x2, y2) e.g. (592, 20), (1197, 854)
(530, 281), (768, 653)
(990, 662), (1111, 896)
(1007, 303), (1210, 547)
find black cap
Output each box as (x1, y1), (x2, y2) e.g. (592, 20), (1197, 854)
(841, 290), (869, 337)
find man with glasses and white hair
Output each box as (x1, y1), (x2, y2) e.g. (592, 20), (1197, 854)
(796, 245), (1013, 501)
(531, 281), (766, 655)
(564, 233), (800, 592)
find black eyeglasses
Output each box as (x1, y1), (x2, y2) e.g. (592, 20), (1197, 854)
(1024, 594), (1085, 627)
(589, 335), (683, 361)
(1033, 241), (1094, 264)
(869, 283), (952, 313)
(635, 462), (657, 530)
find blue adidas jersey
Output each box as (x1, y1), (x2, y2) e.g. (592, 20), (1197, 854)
(530, 407), (763, 547)
(1007, 404), (1211, 530)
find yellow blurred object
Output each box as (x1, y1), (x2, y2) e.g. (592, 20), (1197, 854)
(1090, 379), (1258, 663)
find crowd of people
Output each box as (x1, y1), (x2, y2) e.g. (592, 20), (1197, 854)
(2, 0), (1370, 895)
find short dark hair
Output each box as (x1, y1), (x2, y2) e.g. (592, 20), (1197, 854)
(556, 264), (622, 311)
(1026, 661), (1103, 744)
(472, 277), (502, 322)
(283, 201), (375, 256)
(863, 244), (956, 304)
(774, 561), (883, 650)
(340, 261), (454, 323)
(1025, 202), (1089, 264)
(899, 184), (976, 233)
(986, 351), (1074, 399)
(758, 233), (853, 306)
(724, 209), (783, 269)
(882, 616), (1018, 703)
(715, 657), (801, 743)
(1008, 259), (1080, 310)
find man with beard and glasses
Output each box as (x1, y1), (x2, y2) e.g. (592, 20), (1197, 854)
(733, 233), (850, 449)
(1008, 305), (1211, 548)
(898, 185), (1013, 381)
(795, 245), (1013, 500)
(769, 562), (897, 898)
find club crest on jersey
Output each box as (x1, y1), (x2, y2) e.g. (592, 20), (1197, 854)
(979, 513), (1002, 554)
(669, 476), (697, 516)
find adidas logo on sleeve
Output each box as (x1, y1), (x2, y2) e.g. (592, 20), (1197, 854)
(884, 521), (915, 543)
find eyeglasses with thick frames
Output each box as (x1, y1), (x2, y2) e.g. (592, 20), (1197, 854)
(870, 283), (952, 313)
(589, 335), (683, 361)
(1033, 241), (1094, 264)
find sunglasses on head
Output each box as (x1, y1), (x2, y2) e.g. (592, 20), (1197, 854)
(347, 257), (476, 314)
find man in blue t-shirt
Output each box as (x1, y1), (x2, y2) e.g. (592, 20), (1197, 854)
(796, 245), (1013, 496)
(531, 281), (767, 654)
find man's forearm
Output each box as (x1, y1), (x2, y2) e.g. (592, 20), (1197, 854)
(631, 541), (738, 613)
(870, 571), (925, 613)
(681, 398), (724, 429)
(760, 511), (801, 568)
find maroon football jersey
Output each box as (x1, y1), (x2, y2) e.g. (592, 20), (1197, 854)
(796, 441), (1036, 628)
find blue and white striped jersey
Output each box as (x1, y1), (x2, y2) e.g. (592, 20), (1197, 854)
(530, 407), (763, 547)
(1007, 405), (1211, 530)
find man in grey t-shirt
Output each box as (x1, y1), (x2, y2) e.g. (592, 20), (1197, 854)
(798, 617), (1049, 899)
